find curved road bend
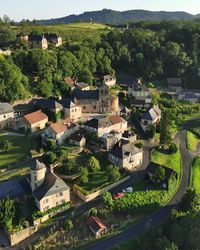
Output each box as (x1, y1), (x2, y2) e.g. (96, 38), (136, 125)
(86, 130), (192, 250)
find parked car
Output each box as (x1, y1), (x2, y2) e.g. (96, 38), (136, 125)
(112, 192), (125, 200)
(122, 187), (133, 193)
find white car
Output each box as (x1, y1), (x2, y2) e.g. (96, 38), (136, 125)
(122, 187), (133, 193)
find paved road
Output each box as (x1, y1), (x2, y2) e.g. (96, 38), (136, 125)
(85, 129), (194, 250)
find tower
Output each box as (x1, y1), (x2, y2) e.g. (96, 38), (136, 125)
(30, 159), (46, 192)
(99, 83), (110, 113)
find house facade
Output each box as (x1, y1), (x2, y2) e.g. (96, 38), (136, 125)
(69, 133), (86, 147)
(128, 79), (152, 108)
(108, 140), (143, 171)
(27, 160), (70, 212)
(103, 75), (116, 87)
(29, 35), (48, 50)
(19, 110), (48, 133)
(60, 99), (82, 122)
(45, 118), (78, 145)
(141, 105), (162, 132)
(84, 115), (128, 138)
(44, 33), (62, 47)
(73, 83), (119, 114)
(0, 103), (15, 130)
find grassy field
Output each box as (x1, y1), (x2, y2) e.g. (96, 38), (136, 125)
(151, 147), (181, 175)
(0, 133), (38, 169)
(186, 131), (199, 152)
(14, 22), (111, 43)
(190, 157), (200, 193)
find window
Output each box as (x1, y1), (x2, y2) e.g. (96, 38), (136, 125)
(34, 176), (37, 181)
(3, 115), (6, 119)
(83, 106), (86, 110)
(94, 106), (96, 110)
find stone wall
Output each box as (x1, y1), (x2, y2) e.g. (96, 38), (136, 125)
(73, 175), (130, 202)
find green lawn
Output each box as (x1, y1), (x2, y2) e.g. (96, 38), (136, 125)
(186, 131), (199, 152)
(190, 157), (200, 193)
(14, 22), (111, 44)
(151, 147), (181, 175)
(0, 133), (38, 169)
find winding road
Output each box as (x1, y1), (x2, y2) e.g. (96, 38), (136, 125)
(85, 127), (196, 250)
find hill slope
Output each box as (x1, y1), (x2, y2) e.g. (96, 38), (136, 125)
(38, 9), (199, 25)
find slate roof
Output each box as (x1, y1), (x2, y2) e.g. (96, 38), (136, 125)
(75, 82), (90, 89)
(33, 171), (70, 201)
(87, 216), (107, 234)
(109, 140), (142, 159)
(142, 106), (161, 121)
(44, 33), (60, 39)
(29, 35), (46, 42)
(59, 99), (76, 109)
(69, 133), (85, 142)
(73, 89), (99, 100)
(167, 78), (182, 87)
(0, 103), (14, 115)
(31, 159), (46, 171)
(34, 99), (62, 111)
(24, 110), (48, 125)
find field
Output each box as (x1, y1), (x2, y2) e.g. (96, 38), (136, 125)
(186, 131), (199, 152)
(151, 147), (181, 175)
(14, 22), (111, 43)
(190, 157), (200, 193)
(0, 133), (38, 170)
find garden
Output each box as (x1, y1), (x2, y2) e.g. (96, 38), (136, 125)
(190, 156), (200, 193)
(186, 131), (199, 152)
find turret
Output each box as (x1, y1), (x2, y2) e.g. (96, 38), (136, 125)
(30, 159), (46, 192)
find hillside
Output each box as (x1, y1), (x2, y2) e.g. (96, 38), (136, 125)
(15, 23), (111, 43)
(37, 9), (199, 25)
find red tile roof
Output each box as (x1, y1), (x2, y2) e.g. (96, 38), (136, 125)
(24, 110), (48, 125)
(109, 115), (123, 125)
(87, 216), (107, 234)
(50, 118), (76, 135)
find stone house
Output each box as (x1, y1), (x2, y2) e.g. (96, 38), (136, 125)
(100, 130), (122, 150)
(103, 75), (116, 87)
(69, 133), (86, 147)
(84, 115), (128, 138)
(87, 216), (107, 237)
(0, 103), (15, 129)
(45, 118), (78, 145)
(122, 130), (137, 143)
(108, 140), (143, 171)
(20, 110), (48, 133)
(128, 79), (152, 108)
(141, 105), (161, 132)
(29, 35), (48, 50)
(44, 33), (62, 47)
(59, 99), (82, 122)
(73, 83), (119, 114)
(27, 160), (70, 212)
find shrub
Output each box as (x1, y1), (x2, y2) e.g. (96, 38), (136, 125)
(1, 140), (13, 151)
(169, 143), (178, 154)
(135, 141), (144, 149)
(88, 156), (100, 172)
(64, 219), (73, 230)
(89, 208), (98, 216)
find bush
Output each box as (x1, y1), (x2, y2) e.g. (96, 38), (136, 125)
(1, 140), (13, 151)
(169, 143), (178, 154)
(88, 156), (101, 172)
(89, 208), (98, 216)
(46, 152), (57, 164)
(64, 219), (73, 230)
(135, 141), (144, 149)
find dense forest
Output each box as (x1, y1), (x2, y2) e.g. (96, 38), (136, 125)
(38, 9), (199, 25)
(1, 20), (200, 102)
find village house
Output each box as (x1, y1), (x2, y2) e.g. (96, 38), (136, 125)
(29, 35), (48, 49)
(19, 110), (48, 133)
(108, 140), (143, 171)
(34, 99), (63, 119)
(128, 79), (152, 108)
(103, 75), (116, 87)
(87, 216), (107, 238)
(141, 105), (162, 132)
(122, 130), (137, 143)
(177, 92), (200, 103)
(44, 118), (78, 145)
(73, 83), (119, 114)
(59, 99), (82, 122)
(83, 115), (128, 137)
(27, 160), (70, 212)
(69, 133), (86, 147)
(100, 130), (122, 150)
(120, 105), (131, 119)
(167, 78), (182, 92)
(75, 82), (90, 91)
(0, 103), (15, 130)
(44, 33), (62, 47)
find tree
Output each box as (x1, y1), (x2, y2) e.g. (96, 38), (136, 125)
(64, 219), (73, 230)
(107, 165), (121, 182)
(160, 111), (173, 147)
(77, 68), (93, 84)
(1, 140), (13, 151)
(149, 126), (156, 139)
(179, 189), (200, 212)
(46, 152), (57, 164)
(79, 167), (89, 184)
(169, 143), (178, 154)
(88, 156), (100, 172)
(102, 191), (113, 207)
(0, 198), (15, 227)
(89, 208), (98, 216)
(153, 166), (165, 186)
